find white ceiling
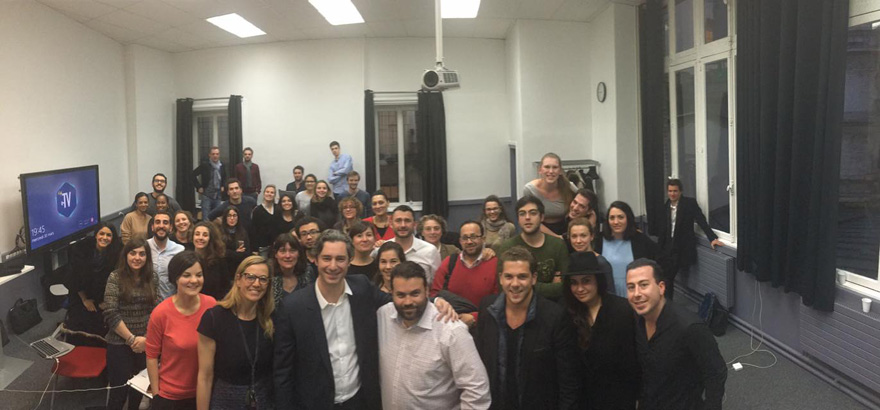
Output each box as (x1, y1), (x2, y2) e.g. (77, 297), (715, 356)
(35, 0), (638, 53)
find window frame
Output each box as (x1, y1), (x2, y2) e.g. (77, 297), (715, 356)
(373, 97), (422, 211)
(838, 5), (880, 294)
(664, 0), (738, 245)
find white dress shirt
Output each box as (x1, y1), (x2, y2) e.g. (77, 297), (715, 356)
(377, 301), (491, 410)
(315, 281), (361, 403)
(147, 237), (184, 302)
(396, 237), (443, 284)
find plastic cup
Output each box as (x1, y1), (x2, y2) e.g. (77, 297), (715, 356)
(862, 298), (872, 314)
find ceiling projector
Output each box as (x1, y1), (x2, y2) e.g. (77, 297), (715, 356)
(422, 67), (460, 91)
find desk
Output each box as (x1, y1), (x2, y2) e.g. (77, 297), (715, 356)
(0, 265), (37, 389)
(0, 265), (36, 287)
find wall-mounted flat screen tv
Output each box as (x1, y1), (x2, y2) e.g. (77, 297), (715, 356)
(20, 165), (100, 253)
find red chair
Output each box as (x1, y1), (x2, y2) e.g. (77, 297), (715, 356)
(50, 346), (108, 409)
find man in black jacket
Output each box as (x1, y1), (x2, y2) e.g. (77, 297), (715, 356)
(627, 258), (726, 410)
(190, 146), (226, 221)
(273, 230), (457, 409)
(475, 246), (579, 410)
(656, 179), (722, 300)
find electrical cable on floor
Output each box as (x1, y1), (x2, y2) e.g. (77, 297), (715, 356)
(726, 280), (778, 370)
(30, 358), (58, 410)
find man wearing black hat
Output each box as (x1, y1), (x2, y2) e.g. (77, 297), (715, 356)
(626, 258), (726, 410)
(474, 246), (579, 410)
(560, 252), (640, 409)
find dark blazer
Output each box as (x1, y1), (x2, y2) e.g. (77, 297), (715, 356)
(273, 274), (391, 410)
(595, 230), (660, 261)
(656, 196), (717, 266)
(577, 294), (640, 410)
(190, 161), (227, 196)
(475, 293), (580, 410)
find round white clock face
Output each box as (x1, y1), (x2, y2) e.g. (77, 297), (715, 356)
(597, 82), (607, 103)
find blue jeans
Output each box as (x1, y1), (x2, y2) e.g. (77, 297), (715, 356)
(201, 196), (222, 221)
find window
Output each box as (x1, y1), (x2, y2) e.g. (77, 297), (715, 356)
(838, 7), (880, 293)
(663, 0), (736, 242)
(375, 104), (422, 207)
(193, 110), (230, 166)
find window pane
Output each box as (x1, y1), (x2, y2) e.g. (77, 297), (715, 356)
(675, 67), (697, 197)
(402, 110), (422, 202)
(705, 60), (730, 233)
(663, 74), (672, 178)
(217, 115), (230, 166)
(675, 0), (694, 52)
(703, 0), (727, 44)
(377, 110), (400, 203)
(838, 20), (880, 280)
(197, 117), (213, 163)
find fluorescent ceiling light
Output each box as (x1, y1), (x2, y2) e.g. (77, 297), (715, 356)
(206, 13), (266, 38)
(442, 0), (481, 18)
(309, 0), (365, 26)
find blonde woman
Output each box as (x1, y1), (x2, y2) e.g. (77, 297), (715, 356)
(197, 256), (275, 410)
(524, 153), (576, 235)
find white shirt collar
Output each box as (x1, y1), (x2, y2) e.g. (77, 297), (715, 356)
(315, 280), (353, 309)
(388, 301), (436, 331)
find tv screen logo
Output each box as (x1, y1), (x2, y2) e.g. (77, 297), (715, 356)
(56, 182), (77, 217)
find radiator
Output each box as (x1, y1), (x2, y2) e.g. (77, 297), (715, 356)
(800, 300), (880, 393)
(677, 246), (736, 309)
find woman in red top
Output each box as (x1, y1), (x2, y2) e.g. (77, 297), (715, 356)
(363, 190), (395, 245)
(146, 251), (217, 409)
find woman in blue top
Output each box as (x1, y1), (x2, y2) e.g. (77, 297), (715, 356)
(594, 201), (659, 296)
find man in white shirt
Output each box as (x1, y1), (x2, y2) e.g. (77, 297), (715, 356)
(378, 261), (490, 410)
(372, 205), (442, 284)
(146, 210), (184, 301)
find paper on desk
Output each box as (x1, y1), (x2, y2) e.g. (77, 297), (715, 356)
(126, 368), (153, 399)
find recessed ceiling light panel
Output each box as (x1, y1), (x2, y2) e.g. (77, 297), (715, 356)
(442, 0), (481, 19)
(206, 13), (266, 38)
(309, 0), (365, 26)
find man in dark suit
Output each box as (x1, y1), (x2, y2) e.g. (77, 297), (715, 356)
(274, 229), (457, 409)
(656, 179), (722, 300)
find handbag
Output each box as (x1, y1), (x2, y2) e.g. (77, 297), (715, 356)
(8, 298), (42, 335)
(698, 292), (729, 336)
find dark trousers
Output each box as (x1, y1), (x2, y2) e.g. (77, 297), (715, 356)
(106, 344), (146, 410)
(660, 242), (680, 301)
(334, 390), (364, 410)
(153, 395), (197, 410)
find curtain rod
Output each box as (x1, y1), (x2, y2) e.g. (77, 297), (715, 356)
(192, 97), (231, 101)
(371, 91), (418, 94)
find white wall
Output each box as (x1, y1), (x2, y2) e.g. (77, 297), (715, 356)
(589, 3), (643, 213)
(0, 1), (128, 252)
(506, 19), (593, 191)
(174, 39), (367, 194)
(365, 37), (510, 200)
(125, 45), (176, 197)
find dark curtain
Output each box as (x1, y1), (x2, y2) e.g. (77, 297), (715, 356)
(365, 90), (377, 193)
(228, 95), (243, 167)
(175, 98), (195, 212)
(417, 91), (448, 217)
(736, 0), (848, 311)
(638, 0), (666, 236)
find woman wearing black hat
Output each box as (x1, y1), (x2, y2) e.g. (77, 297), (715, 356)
(562, 252), (640, 409)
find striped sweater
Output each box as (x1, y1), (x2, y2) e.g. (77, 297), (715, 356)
(102, 270), (159, 345)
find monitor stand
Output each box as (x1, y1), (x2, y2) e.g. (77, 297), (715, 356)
(0, 333), (33, 389)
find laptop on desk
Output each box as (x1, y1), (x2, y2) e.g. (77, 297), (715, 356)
(30, 324), (74, 359)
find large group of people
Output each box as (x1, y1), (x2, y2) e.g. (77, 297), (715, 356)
(64, 143), (727, 409)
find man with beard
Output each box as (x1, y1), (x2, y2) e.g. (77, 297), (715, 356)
(372, 205), (441, 284)
(626, 258), (726, 410)
(295, 216), (325, 273)
(474, 246), (579, 410)
(378, 261), (490, 410)
(147, 210), (184, 301)
(139, 173), (181, 215)
(430, 220), (499, 329)
(498, 196), (570, 300)
(274, 231), (458, 409)
(233, 147), (262, 201)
